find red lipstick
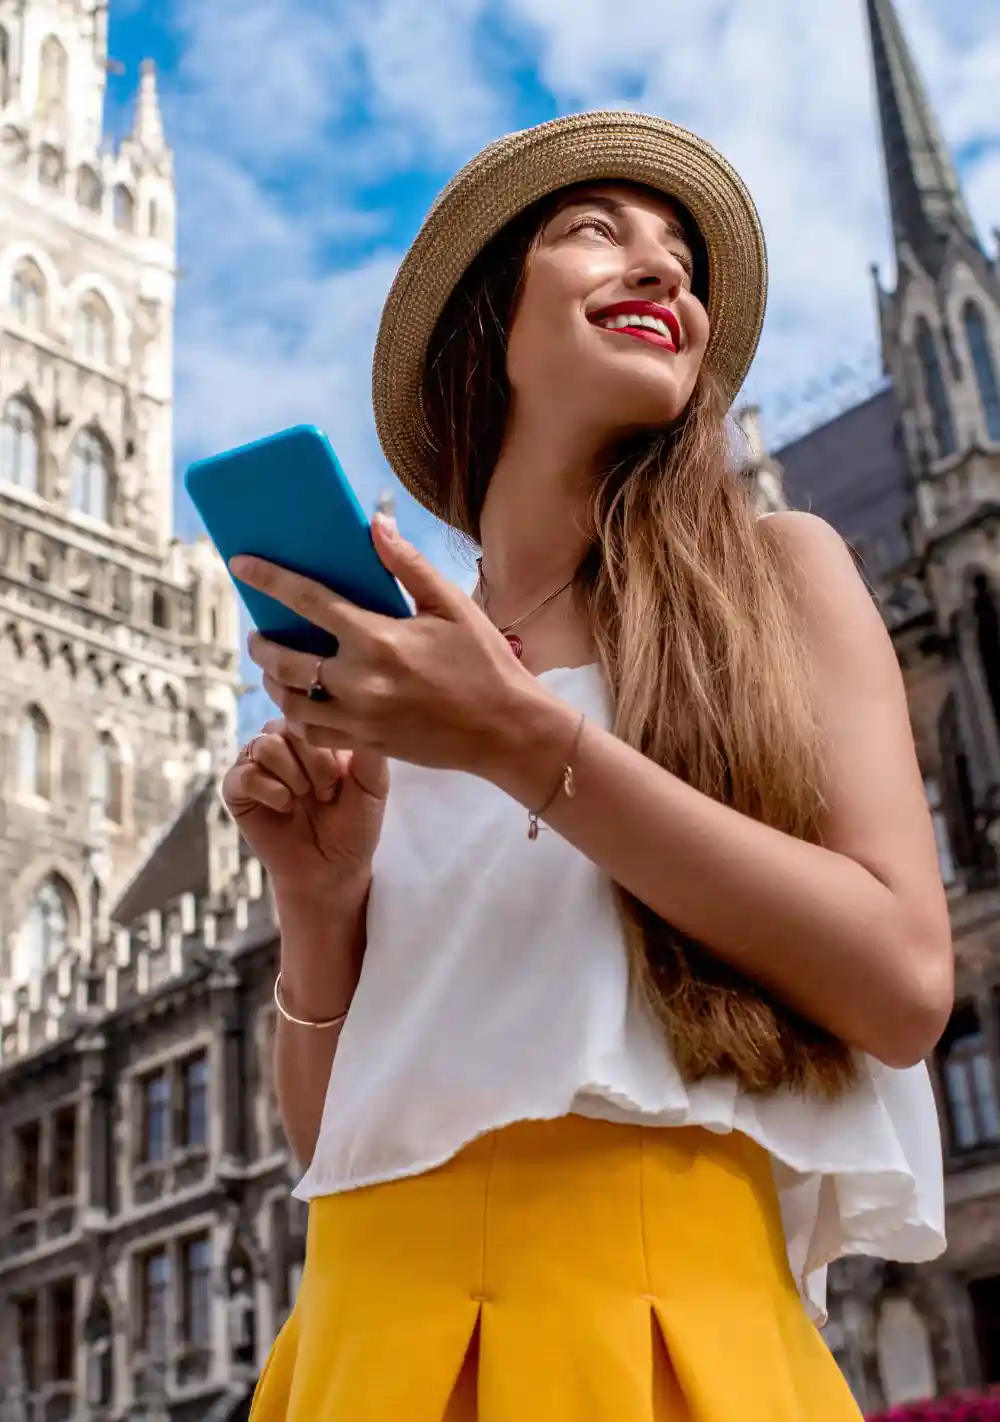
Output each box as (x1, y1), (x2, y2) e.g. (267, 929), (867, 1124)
(589, 299), (681, 352)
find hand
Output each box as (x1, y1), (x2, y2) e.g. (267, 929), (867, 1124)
(232, 516), (535, 775)
(220, 718), (388, 899)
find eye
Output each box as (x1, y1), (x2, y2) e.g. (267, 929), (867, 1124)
(672, 249), (695, 281)
(566, 214), (615, 240)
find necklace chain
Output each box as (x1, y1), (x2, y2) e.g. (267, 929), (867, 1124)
(475, 558), (574, 636)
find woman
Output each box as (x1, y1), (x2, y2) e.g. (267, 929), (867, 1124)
(224, 112), (951, 1420)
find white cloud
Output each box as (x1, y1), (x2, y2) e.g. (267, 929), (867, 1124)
(500, 0), (999, 440)
(161, 0), (1000, 539)
(145, 0), (996, 739)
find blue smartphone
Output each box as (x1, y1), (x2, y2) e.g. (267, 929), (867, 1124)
(184, 424), (411, 657)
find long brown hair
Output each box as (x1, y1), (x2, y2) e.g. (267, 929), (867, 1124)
(422, 189), (856, 1097)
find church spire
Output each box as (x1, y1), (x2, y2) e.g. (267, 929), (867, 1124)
(864, 0), (980, 273)
(132, 58), (165, 153)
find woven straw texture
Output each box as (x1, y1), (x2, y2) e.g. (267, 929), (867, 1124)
(371, 110), (768, 520)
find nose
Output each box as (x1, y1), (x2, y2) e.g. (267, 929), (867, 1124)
(623, 247), (686, 301)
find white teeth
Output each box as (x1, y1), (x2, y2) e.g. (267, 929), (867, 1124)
(600, 313), (674, 341)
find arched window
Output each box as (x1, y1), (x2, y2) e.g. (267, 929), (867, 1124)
(936, 1003), (1000, 1152)
(112, 184), (135, 232)
(76, 164), (102, 212)
(10, 261), (45, 326)
(150, 589), (168, 628)
(915, 318), (956, 459)
(89, 731), (123, 824)
(35, 35), (67, 122)
(148, 199), (159, 239)
(39, 142), (63, 189)
(964, 302), (1000, 442)
(0, 397), (39, 492)
(17, 704), (50, 798)
(69, 428), (111, 521)
(74, 294), (111, 365)
(15, 877), (73, 981)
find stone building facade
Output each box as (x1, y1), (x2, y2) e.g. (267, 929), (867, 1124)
(776, 1), (1000, 1412)
(0, 0), (242, 992)
(0, 1), (247, 1416)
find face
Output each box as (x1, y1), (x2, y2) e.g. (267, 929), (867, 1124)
(505, 183), (711, 440)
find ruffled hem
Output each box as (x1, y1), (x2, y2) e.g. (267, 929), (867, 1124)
(296, 1054), (945, 1326)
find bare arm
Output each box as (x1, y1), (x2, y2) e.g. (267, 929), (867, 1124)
(272, 880), (369, 1167)
(488, 512), (954, 1069)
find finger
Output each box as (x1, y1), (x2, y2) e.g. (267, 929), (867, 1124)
(262, 671), (341, 726)
(225, 762), (293, 815)
(248, 731), (311, 797)
(248, 632), (342, 698)
(278, 725), (343, 802)
(371, 514), (467, 619)
(284, 715), (361, 757)
(230, 557), (381, 641)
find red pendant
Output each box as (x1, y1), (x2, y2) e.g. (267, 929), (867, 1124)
(505, 633), (523, 659)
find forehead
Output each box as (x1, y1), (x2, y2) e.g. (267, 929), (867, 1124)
(549, 182), (691, 245)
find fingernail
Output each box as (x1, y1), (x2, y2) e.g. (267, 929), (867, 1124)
(373, 512), (397, 538)
(230, 556), (251, 577)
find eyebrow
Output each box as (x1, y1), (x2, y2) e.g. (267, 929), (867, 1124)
(553, 191), (692, 248)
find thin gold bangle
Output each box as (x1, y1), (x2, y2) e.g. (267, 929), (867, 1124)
(528, 711), (586, 840)
(273, 972), (349, 1030)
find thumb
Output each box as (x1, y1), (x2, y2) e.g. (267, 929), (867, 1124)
(371, 513), (463, 618)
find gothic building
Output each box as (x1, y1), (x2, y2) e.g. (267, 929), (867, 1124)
(0, 0), (248, 1417)
(776, 0), (1000, 1412)
(3, 0), (1000, 1418)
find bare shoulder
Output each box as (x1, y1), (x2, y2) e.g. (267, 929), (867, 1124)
(757, 510), (880, 631)
(757, 510), (859, 579)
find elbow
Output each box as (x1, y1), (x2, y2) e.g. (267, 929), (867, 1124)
(868, 935), (955, 1071)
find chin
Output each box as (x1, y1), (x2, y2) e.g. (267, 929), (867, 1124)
(598, 375), (691, 432)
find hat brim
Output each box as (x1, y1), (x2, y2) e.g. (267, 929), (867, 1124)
(372, 110), (768, 522)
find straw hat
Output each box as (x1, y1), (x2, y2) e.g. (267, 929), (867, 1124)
(372, 110), (767, 521)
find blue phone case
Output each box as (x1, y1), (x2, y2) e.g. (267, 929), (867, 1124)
(184, 424), (411, 658)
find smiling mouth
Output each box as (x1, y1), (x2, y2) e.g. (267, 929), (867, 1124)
(589, 301), (680, 352)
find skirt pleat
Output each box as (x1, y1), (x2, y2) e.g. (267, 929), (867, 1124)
(250, 1116), (863, 1421)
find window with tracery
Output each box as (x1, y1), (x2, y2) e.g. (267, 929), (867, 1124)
(0, 397), (39, 491)
(964, 302), (1000, 442)
(76, 164), (103, 212)
(10, 262), (45, 326)
(937, 1003), (1000, 1152)
(75, 294), (111, 365)
(69, 428), (111, 521)
(17, 704), (50, 798)
(89, 731), (123, 823)
(15, 877), (73, 981)
(915, 318), (956, 459)
(113, 183), (135, 232)
(35, 36), (66, 122)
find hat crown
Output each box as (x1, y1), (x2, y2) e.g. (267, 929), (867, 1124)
(372, 110), (768, 522)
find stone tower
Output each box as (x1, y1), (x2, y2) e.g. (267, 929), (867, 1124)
(866, 0), (1000, 844)
(0, 2), (240, 1002)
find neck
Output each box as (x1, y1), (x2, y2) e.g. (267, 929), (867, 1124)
(477, 409), (600, 613)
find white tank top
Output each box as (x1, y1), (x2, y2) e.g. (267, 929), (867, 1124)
(295, 664), (946, 1322)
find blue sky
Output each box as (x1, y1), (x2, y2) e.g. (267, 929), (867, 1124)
(99, 0), (1000, 731)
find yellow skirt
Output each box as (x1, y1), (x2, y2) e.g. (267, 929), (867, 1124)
(250, 1116), (862, 1421)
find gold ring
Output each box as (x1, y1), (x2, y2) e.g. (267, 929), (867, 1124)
(307, 656), (332, 704)
(241, 736), (260, 764)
